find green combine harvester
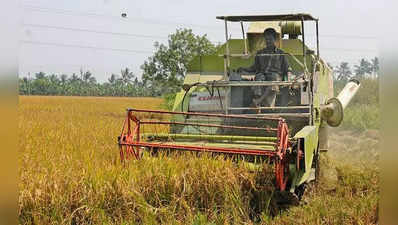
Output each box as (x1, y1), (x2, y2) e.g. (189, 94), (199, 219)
(118, 13), (360, 201)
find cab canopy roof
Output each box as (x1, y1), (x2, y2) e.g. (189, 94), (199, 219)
(216, 13), (317, 22)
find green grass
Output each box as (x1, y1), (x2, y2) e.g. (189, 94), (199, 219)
(341, 104), (379, 131)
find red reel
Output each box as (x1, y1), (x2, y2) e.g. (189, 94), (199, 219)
(275, 120), (290, 191)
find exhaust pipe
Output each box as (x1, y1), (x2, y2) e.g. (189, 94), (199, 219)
(321, 79), (361, 127)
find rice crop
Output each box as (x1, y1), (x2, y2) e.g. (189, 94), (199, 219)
(19, 96), (379, 225)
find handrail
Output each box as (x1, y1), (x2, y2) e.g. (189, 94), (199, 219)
(127, 108), (282, 121)
(201, 81), (304, 87)
(217, 52), (307, 73)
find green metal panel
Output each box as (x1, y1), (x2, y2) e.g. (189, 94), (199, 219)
(143, 140), (275, 151)
(281, 39), (307, 55)
(187, 38), (314, 74)
(293, 125), (319, 186)
(141, 133), (277, 150)
(188, 55), (222, 72)
(215, 39), (247, 54)
(172, 91), (187, 112)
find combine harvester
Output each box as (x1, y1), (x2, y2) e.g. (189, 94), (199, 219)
(118, 13), (360, 200)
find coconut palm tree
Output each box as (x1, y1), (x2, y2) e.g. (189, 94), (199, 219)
(354, 58), (372, 79)
(120, 67), (135, 96)
(371, 57), (379, 78)
(335, 62), (352, 81)
(35, 72), (46, 80)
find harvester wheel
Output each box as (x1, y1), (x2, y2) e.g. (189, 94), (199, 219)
(294, 183), (307, 201)
(314, 152), (320, 183)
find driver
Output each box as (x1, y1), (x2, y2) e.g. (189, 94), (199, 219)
(237, 28), (290, 107)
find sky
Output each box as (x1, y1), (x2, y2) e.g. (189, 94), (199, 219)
(18, 0), (385, 82)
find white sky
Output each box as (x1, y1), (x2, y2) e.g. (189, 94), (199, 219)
(18, 0), (385, 82)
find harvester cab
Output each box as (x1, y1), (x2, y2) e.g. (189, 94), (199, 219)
(118, 13), (360, 200)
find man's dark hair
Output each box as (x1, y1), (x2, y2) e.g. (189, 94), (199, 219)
(264, 28), (278, 38)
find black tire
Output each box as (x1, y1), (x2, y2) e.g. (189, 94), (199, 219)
(294, 183), (307, 201)
(311, 147), (320, 184)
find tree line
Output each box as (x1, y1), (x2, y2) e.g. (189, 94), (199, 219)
(19, 28), (378, 97)
(19, 28), (217, 97)
(19, 68), (149, 97)
(333, 57), (379, 81)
